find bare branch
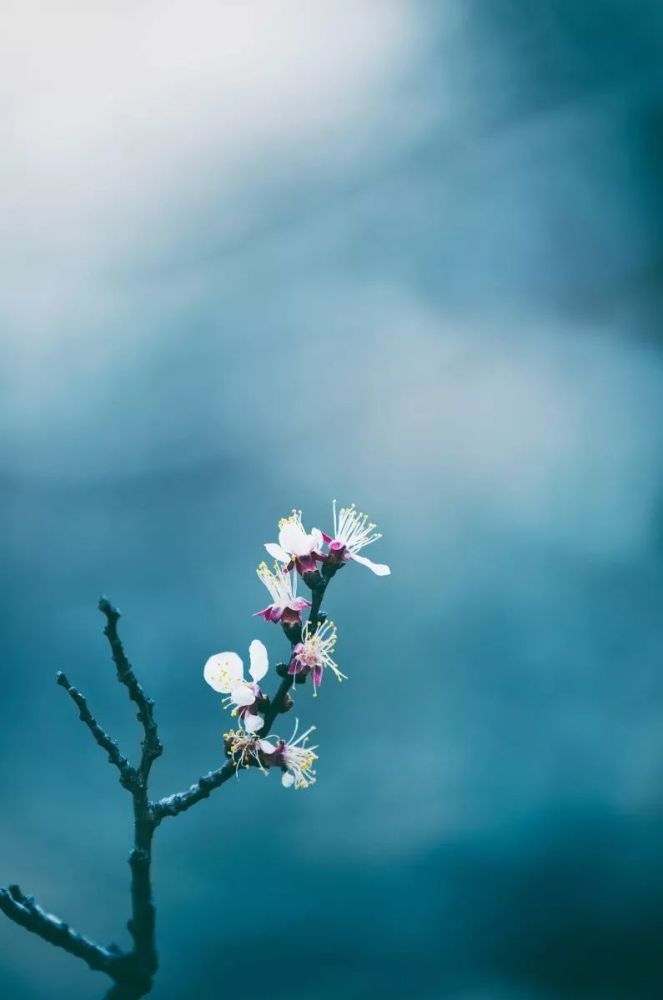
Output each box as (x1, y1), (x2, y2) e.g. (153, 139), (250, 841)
(56, 671), (136, 791)
(98, 597), (162, 779)
(153, 761), (235, 821)
(0, 885), (121, 976)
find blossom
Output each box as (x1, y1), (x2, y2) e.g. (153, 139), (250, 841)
(254, 561), (311, 624)
(223, 723), (319, 789)
(290, 619), (346, 694)
(322, 500), (390, 576)
(265, 509), (324, 575)
(259, 720), (318, 789)
(204, 639), (269, 733)
(224, 729), (266, 775)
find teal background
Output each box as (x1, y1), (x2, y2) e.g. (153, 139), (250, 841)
(1, 2), (663, 997)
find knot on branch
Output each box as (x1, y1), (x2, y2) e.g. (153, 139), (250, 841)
(129, 848), (150, 870)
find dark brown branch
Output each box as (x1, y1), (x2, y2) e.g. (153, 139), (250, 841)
(98, 597), (162, 780)
(96, 602), (159, 986)
(152, 761), (235, 821)
(261, 675), (295, 735)
(127, 806), (157, 984)
(56, 671), (136, 791)
(0, 885), (121, 976)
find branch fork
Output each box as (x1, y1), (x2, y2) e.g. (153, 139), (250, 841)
(0, 581), (332, 998)
(0, 499), (390, 997)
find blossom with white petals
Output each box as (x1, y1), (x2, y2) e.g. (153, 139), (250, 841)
(223, 722), (318, 789)
(322, 500), (390, 576)
(265, 510), (324, 575)
(254, 561), (311, 624)
(259, 720), (318, 789)
(224, 729), (266, 775)
(204, 639), (269, 733)
(290, 619), (345, 693)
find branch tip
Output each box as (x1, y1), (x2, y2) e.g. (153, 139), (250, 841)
(98, 596), (120, 620)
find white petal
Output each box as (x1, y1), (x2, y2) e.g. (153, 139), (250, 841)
(309, 527), (323, 550)
(248, 639), (269, 682)
(243, 713), (264, 733)
(258, 739), (277, 754)
(203, 651), (244, 692)
(231, 684), (256, 707)
(265, 542), (289, 562)
(279, 521), (309, 556)
(351, 553), (391, 576)
(282, 771), (295, 788)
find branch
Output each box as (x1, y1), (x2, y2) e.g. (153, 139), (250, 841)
(97, 597), (159, 990)
(105, 983), (145, 1000)
(0, 885), (121, 976)
(152, 761), (235, 821)
(154, 567), (335, 819)
(98, 598), (162, 779)
(261, 675), (295, 735)
(56, 672), (136, 791)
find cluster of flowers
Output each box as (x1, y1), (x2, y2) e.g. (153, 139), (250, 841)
(204, 502), (390, 789)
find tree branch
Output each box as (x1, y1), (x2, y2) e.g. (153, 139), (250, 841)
(152, 761), (235, 821)
(0, 885), (121, 976)
(1, 566), (340, 996)
(98, 598), (162, 780)
(153, 568), (335, 819)
(95, 603), (159, 985)
(56, 671), (136, 791)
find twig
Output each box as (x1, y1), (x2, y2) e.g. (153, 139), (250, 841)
(98, 597), (162, 780)
(1, 567), (338, 996)
(0, 885), (121, 975)
(152, 762), (235, 821)
(56, 672), (136, 791)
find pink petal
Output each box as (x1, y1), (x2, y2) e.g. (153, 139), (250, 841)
(290, 597), (311, 611)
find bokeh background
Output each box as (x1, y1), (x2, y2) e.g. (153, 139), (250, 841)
(2, 2), (663, 998)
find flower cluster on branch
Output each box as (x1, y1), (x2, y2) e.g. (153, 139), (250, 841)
(0, 500), (389, 998)
(204, 501), (390, 784)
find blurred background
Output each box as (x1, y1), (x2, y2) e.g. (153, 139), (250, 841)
(1, 2), (663, 997)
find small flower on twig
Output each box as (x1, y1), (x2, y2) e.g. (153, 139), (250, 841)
(322, 500), (391, 576)
(260, 720), (318, 789)
(254, 561), (311, 624)
(223, 722), (318, 789)
(265, 510), (324, 575)
(223, 729), (266, 774)
(204, 640), (269, 733)
(290, 619), (345, 694)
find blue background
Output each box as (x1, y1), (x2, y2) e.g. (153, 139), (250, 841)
(1, 2), (663, 997)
